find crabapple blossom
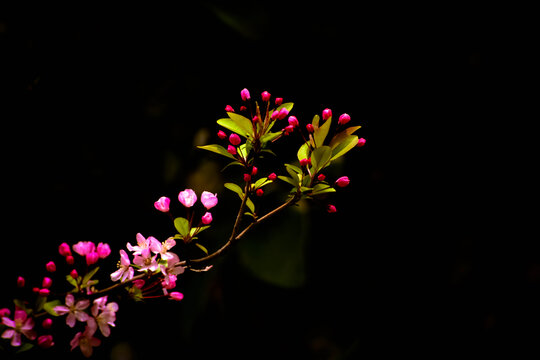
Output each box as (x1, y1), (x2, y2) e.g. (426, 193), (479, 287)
(225, 104), (234, 112)
(133, 248), (159, 273)
(97, 242), (111, 258)
(126, 233), (152, 255)
(54, 294), (90, 328)
(154, 196), (170, 212)
(335, 176), (350, 187)
(240, 88), (251, 101)
(338, 113), (351, 125)
(91, 296), (118, 337)
(201, 212), (213, 225)
(86, 251), (99, 266)
(70, 319), (101, 358)
(110, 250), (134, 282)
(149, 237), (177, 263)
(73, 241), (95, 257)
(322, 108), (332, 121)
(178, 189), (197, 208)
(229, 133), (241, 146)
(46, 261), (56, 272)
(201, 191), (218, 209)
(37, 334), (54, 349)
(1, 310), (37, 346)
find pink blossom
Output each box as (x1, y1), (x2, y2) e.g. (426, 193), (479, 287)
(149, 237), (177, 263)
(54, 294), (90, 328)
(1, 310), (37, 346)
(240, 88), (251, 101)
(322, 108), (332, 121)
(201, 191), (218, 209)
(97, 242), (111, 258)
(126, 233), (152, 255)
(227, 145), (237, 155)
(46, 261), (56, 272)
(327, 204), (337, 213)
(42, 277), (53, 288)
(229, 133), (241, 146)
(37, 334), (54, 348)
(261, 91), (271, 102)
(70, 319), (101, 358)
(91, 296), (118, 337)
(178, 189), (197, 208)
(73, 241), (96, 257)
(169, 292), (184, 301)
(110, 250), (134, 282)
(225, 104), (235, 112)
(275, 97), (283, 106)
(338, 113), (351, 125)
(201, 212), (213, 225)
(335, 176), (350, 187)
(133, 248), (159, 273)
(58, 242), (72, 257)
(154, 196), (170, 212)
(217, 130), (227, 139)
(357, 137), (366, 147)
(86, 252), (99, 266)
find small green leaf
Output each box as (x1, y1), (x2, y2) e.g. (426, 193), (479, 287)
(174, 217), (190, 236)
(284, 163), (302, 175)
(331, 135), (359, 161)
(237, 142), (251, 161)
(195, 243), (209, 254)
(260, 131), (281, 144)
(16, 342), (34, 354)
(312, 114), (320, 128)
(278, 175), (297, 187)
(43, 300), (62, 316)
(227, 112), (255, 137)
(246, 196), (256, 213)
(253, 177), (272, 189)
(311, 183), (337, 195)
(297, 142), (310, 162)
(82, 266), (100, 285)
(66, 274), (78, 287)
(224, 182), (244, 197)
(285, 167), (300, 186)
(314, 116), (332, 147)
(197, 144), (236, 160)
(310, 146), (332, 173)
(329, 126), (362, 149)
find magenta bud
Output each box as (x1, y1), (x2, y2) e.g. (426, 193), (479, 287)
(268, 173), (277, 181)
(42, 277), (53, 289)
(288, 116), (299, 127)
(70, 269), (79, 279)
(201, 191), (218, 210)
(154, 196), (170, 212)
(327, 204), (337, 213)
(243, 173), (252, 182)
(322, 108), (332, 121)
(178, 189), (197, 208)
(335, 176), (350, 187)
(251, 166), (258, 175)
(317, 173), (326, 181)
(275, 97), (283, 106)
(17, 276), (25, 288)
(97, 242), (111, 258)
(240, 88), (251, 101)
(225, 105), (235, 112)
(227, 145), (237, 155)
(133, 279), (145, 289)
(252, 115), (260, 123)
(58, 242), (71, 257)
(306, 124), (314, 133)
(65, 255), (74, 265)
(338, 113), (351, 125)
(357, 138), (366, 147)
(37, 334), (54, 348)
(42, 318), (53, 329)
(86, 252), (99, 266)
(201, 212), (213, 225)
(300, 158), (311, 167)
(170, 292), (184, 301)
(240, 105), (247, 112)
(39, 288), (50, 297)
(261, 91), (271, 102)
(277, 107), (289, 120)
(45, 261), (56, 273)
(0, 308), (11, 317)
(217, 130), (227, 139)
(229, 133), (241, 146)
(256, 189), (264, 197)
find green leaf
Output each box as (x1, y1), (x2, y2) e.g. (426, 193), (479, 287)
(310, 146), (333, 173)
(237, 142), (251, 161)
(311, 183), (337, 195)
(285, 167), (300, 186)
(227, 112), (255, 137)
(311, 114), (320, 128)
(297, 142), (310, 162)
(43, 300), (62, 316)
(260, 131), (281, 144)
(314, 116), (332, 147)
(246, 196), (256, 213)
(197, 144), (236, 160)
(174, 217), (190, 236)
(217, 118), (249, 137)
(331, 135), (359, 161)
(16, 342), (34, 354)
(224, 182), (244, 197)
(253, 177), (272, 189)
(329, 126), (362, 149)
(195, 243), (209, 255)
(284, 163), (302, 175)
(66, 274), (78, 287)
(82, 266), (100, 285)
(278, 175), (297, 187)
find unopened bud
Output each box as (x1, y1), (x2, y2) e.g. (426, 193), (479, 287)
(335, 176), (350, 187)
(322, 108), (332, 121)
(357, 138), (366, 147)
(70, 269), (79, 279)
(240, 88), (251, 101)
(275, 97), (283, 106)
(327, 204), (337, 213)
(217, 130), (227, 139)
(229, 133), (241, 146)
(268, 173), (277, 181)
(45, 261), (56, 273)
(227, 145), (237, 155)
(306, 124), (314, 133)
(17, 276), (25, 288)
(261, 91), (271, 102)
(225, 105), (235, 112)
(42, 277), (53, 289)
(338, 113), (351, 125)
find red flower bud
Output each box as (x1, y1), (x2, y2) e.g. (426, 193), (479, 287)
(70, 269), (79, 279)
(45, 261), (56, 273)
(240, 105), (247, 112)
(261, 91), (271, 102)
(300, 158), (311, 167)
(338, 113), (351, 125)
(251, 166), (258, 175)
(335, 176), (350, 187)
(58, 242), (71, 257)
(217, 130), (227, 139)
(17, 276), (25, 288)
(288, 116), (299, 127)
(42, 277), (53, 289)
(39, 288), (50, 297)
(322, 108), (332, 121)
(42, 318), (53, 329)
(317, 173), (326, 181)
(227, 145), (237, 155)
(240, 88), (251, 101)
(256, 189), (264, 197)
(357, 138), (366, 147)
(277, 107), (289, 120)
(229, 133), (241, 146)
(66, 255), (74, 265)
(275, 97), (283, 106)
(268, 173), (277, 181)
(225, 105), (235, 112)
(327, 204), (337, 213)
(306, 124), (314, 133)
(243, 173), (252, 182)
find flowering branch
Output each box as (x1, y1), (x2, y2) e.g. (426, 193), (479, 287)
(1, 88), (365, 358)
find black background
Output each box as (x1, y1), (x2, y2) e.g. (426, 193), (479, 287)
(0, 3), (533, 359)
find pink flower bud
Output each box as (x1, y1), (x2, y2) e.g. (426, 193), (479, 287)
(327, 204), (337, 213)
(39, 288), (50, 297)
(227, 145), (237, 155)
(201, 212), (213, 225)
(240, 105), (247, 112)
(201, 191), (218, 210)
(275, 97), (283, 106)
(322, 108), (332, 121)
(217, 130), (227, 139)
(66, 255), (74, 265)
(338, 113), (351, 125)
(300, 158), (311, 167)
(251, 166), (258, 175)
(42, 318), (53, 329)
(283, 125), (294, 135)
(170, 292), (184, 301)
(240, 88), (251, 101)
(335, 176), (350, 187)
(317, 173), (326, 181)
(261, 91), (271, 102)
(252, 115), (260, 123)
(229, 133), (241, 146)
(42, 277), (53, 289)
(277, 107), (289, 120)
(46, 261), (56, 273)
(97, 242), (111, 258)
(37, 335), (54, 348)
(243, 173), (252, 182)
(256, 189), (264, 197)
(17, 276), (25, 288)
(58, 242), (71, 257)
(268, 173), (277, 181)
(271, 109), (279, 121)
(288, 116), (299, 127)
(133, 279), (145, 289)
(70, 269), (79, 279)
(154, 196), (170, 212)
(357, 137), (366, 147)
(225, 105), (235, 112)
(73, 241), (96, 256)
(178, 189), (197, 208)
(86, 252), (99, 266)
(0, 308), (11, 317)
(306, 124), (314, 133)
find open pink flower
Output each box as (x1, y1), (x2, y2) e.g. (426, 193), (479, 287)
(54, 294), (90, 328)
(91, 296), (118, 337)
(126, 233), (152, 255)
(73, 241), (96, 256)
(1, 310), (37, 347)
(133, 248), (159, 273)
(178, 189), (197, 208)
(149, 237), (177, 263)
(110, 250), (134, 282)
(70, 318), (101, 358)
(201, 191), (218, 209)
